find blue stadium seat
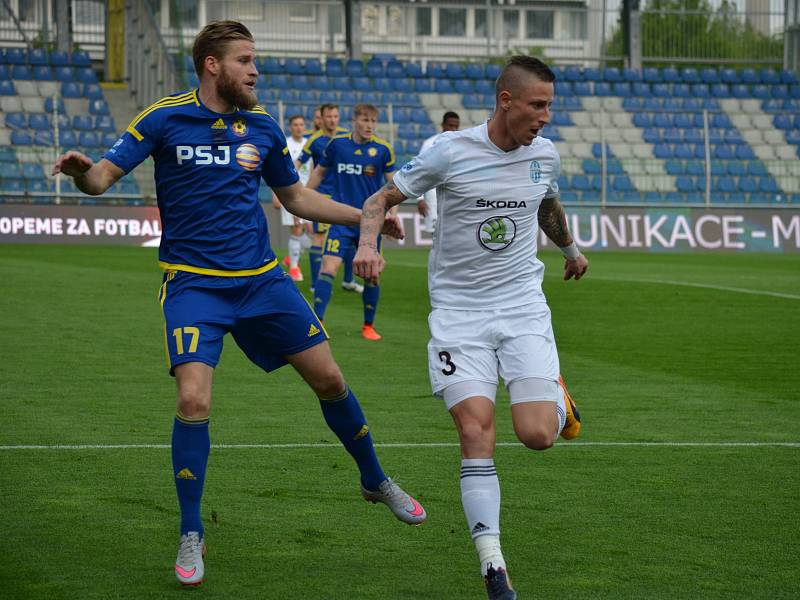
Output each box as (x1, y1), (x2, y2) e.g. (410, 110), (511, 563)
(730, 84), (749, 98)
(445, 62), (464, 79)
(629, 82), (650, 97)
(454, 79), (474, 94)
(681, 68), (700, 84)
(27, 179), (53, 194)
(352, 77), (372, 92)
(643, 67), (660, 83)
(485, 64), (501, 80)
(653, 144), (673, 159)
(339, 90), (357, 105)
(651, 83), (669, 97)
(5, 112), (26, 129)
(710, 84), (730, 98)
(332, 77), (352, 91)
(623, 68), (640, 82)
(76, 67), (98, 84)
(345, 59), (365, 77)
(28, 113), (49, 130)
(582, 159), (601, 174)
(612, 82), (632, 97)
(716, 177), (737, 193)
(591, 143), (614, 159)
(465, 63), (483, 79)
(414, 78), (434, 94)
(664, 129), (682, 144)
(612, 176), (635, 192)
(740, 68), (759, 84)
(387, 77), (409, 93)
(555, 81), (573, 96)
(0, 162), (22, 178)
(752, 85), (771, 99)
(652, 113), (671, 128)
(0, 147), (16, 162)
(710, 113), (732, 128)
(385, 61), (404, 79)
(11, 64), (33, 79)
(661, 67), (679, 83)
(60, 81), (82, 98)
(675, 144), (696, 160)
(326, 58), (344, 77)
(713, 145), (735, 160)
(760, 68), (780, 84)
(462, 94), (483, 109)
(59, 129), (78, 146)
(3, 47), (25, 64)
(79, 131), (101, 147)
(780, 69), (799, 85)
(34, 131), (54, 146)
(305, 58), (322, 76)
(552, 112), (573, 126)
(770, 85), (789, 99)
(700, 68), (719, 84)
(83, 83), (103, 101)
(418, 123), (436, 138)
(720, 68), (739, 84)
(10, 130), (32, 145)
(673, 83), (690, 98)
(405, 62), (423, 78)
(665, 159), (684, 175)
(89, 99), (109, 115)
(410, 108), (429, 124)
(70, 50), (92, 67)
(603, 67), (622, 82)
(643, 128), (661, 144)
(684, 128), (704, 144)
(54, 66), (74, 82)
(573, 81), (591, 96)
(434, 79), (453, 93)
(21, 163), (44, 179)
(32, 65), (53, 81)
(308, 76), (330, 91)
(691, 84), (709, 98)
(571, 174), (591, 191)
(475, 79), (493, 95)
(563, 66), (582, 81)
(773, 114), (793, 130)
(684, 160), (703, 176)
(95, 115), (115, 132)
(759, 177), (780, 194)
(735, 145), (756, 159)
(1, 178), (25, 193)
(397, 123), (417, 139)
(582, 67), (600, 81)
(361, 91), (382, 104)
(259, 57), (282, 74)
(594, 82), (612, 96)
(366, 59), (384, 78)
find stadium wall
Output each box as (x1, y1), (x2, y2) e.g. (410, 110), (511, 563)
(1, 203), (799, 253)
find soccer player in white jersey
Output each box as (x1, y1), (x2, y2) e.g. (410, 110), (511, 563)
(273, 114), (312, 281)
(353, 56), (588, 600)
(417, 111), (460, 232)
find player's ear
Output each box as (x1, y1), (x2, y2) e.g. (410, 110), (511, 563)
(204, 55), (219, 77)
(498, 90), (512, 111)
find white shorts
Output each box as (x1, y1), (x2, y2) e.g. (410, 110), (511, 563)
(427, 302), (560, 404)
(281, 206), (305, 227)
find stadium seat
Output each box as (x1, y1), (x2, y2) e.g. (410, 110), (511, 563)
(21, 163), (44, 179)
(95, 115), (115, 132)
(325, 58), (344, 77)
(34, 131), (54, 146)
(76, 67), (98, 84)
(54, 66), (74, 82)
(622, 68), (640, 82)
(445, 62), (465, 79)
(415, 79), (433, 93)
(465, 63), (484, 79)
(661, 67), (679, 83)
(3, 47), (25, 64)
(385, 61), (404, 79)
(454, 79), (474, 94)
(60, 81), (82, 98)
(345, 59), (365, 77)
(563, 66), (582, 81)
(11, 64), (32, 79)
(28, 113), (50, 130)
(89, 99), (110, 115)
(366, 59), (384, 78)
(5, 112), (26, 130)
(70, 50), (91, 66)
(1, 178), (25, 193)
(59, 129), (78, 146)
(485, 64), (501, 80)
(603, 67), (622, 82)
(594, 82), (612, 96)
(352, 77), (372, 92)
(642, 67), (660, 83)
(79, 131), (101, 147)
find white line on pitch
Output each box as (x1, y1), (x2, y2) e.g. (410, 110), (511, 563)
(1, 441), (798, 450)
(389, 260), (800, 301)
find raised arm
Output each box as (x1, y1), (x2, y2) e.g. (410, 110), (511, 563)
(52, 152), (124, 196)
(537, 195), (588, 281)
(353, 181), (409, 281)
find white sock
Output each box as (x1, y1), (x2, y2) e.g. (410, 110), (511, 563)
(556, 388), (567, 437)
(300, 232), (312, 250)
(461, 458), (504, 576)
(288, 235), (302, 268)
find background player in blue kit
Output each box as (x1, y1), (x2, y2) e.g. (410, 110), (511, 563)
(306, 103), (398, 341)
(52, 20), (426, 587)
(295, 104), (362, 293)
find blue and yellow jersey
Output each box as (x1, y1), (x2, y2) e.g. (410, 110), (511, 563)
(298, 126), (349, 197)
(319, 133), (396, 209)
(104, 89), (298, 275)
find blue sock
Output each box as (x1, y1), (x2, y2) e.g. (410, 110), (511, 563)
(309, 246), (323, 287)
(319, 386), (386, 491)
(343, 247), (355, 283)
(313, 273), (334, 320)
(363, 282), (380, 325)
(172, 415), (210, 537)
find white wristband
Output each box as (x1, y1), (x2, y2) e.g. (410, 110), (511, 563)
(560, 242), (581, 261)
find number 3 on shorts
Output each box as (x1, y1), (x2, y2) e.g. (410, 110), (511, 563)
(438, 350), (456, 376)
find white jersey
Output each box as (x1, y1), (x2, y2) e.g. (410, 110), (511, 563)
(286, 135), (310, 185)
(419, 133), (441, 206)
(392, 122), (560, 311)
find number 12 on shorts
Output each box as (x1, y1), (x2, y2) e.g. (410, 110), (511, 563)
(172, 326), (200, 355)
(439, 351), (456, 375)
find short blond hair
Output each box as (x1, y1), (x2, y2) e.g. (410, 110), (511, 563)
(354, 103), (379, 118)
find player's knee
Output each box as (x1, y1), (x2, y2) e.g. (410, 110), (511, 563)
(176, 384), (211, 418)
(515, 423), (555, 451)
(311, 366), (346, 399)
(457, 419), (494, 452)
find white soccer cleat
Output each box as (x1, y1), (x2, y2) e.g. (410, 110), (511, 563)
(175, 531), (206, 586)
(341, 279), (364, 294)
(361, 478), (427, 525)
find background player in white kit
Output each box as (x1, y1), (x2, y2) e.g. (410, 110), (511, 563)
(273, 114), (312, 281)
(354, 56), (589, 600)
(416, 110), (460, 233)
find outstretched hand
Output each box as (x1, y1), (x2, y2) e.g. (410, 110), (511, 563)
(52, 150), (93, 178)
(564, 254), (589, 281)
(380, 213), (405, 240)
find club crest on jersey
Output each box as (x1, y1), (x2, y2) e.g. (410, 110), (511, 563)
(236, 144), (261, 171)
(530, 160), (541, 183)
(232, 118), (247, 137)
(477, 216), (516, 252)
(368, 147), (378, 157)
(363, 164), (377, 177)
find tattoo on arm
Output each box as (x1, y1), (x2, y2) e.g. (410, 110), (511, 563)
(538, 196), (573, 247)
(360, 182), (408, 247)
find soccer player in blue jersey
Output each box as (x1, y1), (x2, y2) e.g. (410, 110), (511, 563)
(52, 20), (426, 587)
(306, 103), (398, 341)
(295, 104), (363, 294)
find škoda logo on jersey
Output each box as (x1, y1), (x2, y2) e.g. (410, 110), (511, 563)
(175, 144), (261, 170)
(477, 215), (517, 252)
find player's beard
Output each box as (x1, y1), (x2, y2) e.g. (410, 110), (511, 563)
(216, 66), (257, 110)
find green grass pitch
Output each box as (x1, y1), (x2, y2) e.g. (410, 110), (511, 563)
(1, 245), (798, 599)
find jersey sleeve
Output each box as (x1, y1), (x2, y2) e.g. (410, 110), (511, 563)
(297, 139), (314, 164)
(382, 144), (396, 174)
(318, 138), (336, 169)
(392, 134), (451, 199)
(261, 125), (300, 188)
(103, 109), (160, 174)
(544, 147), (561, 199)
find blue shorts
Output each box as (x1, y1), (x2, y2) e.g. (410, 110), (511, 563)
(323, 224), (381, 258)
(158, 267), (327, 375)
